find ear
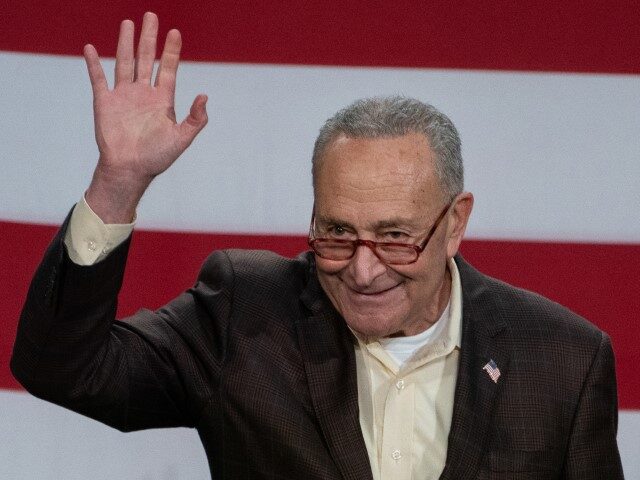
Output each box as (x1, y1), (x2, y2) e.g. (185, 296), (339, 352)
(446, 192), (474, 258)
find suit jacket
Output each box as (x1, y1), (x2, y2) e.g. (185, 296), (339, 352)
(11, 218), (624, 479)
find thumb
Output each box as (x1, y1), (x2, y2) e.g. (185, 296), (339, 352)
(177, 94), (208, 149)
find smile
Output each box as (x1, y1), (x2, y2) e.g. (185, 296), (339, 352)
(346, 283), (401, 298)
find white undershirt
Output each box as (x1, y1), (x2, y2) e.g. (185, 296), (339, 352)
(379, 301), (451, 366)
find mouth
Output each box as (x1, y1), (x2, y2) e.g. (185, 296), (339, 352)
(347, 283), (401, 298)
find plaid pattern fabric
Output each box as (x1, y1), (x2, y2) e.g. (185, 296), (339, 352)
(12, 214), (623, 479)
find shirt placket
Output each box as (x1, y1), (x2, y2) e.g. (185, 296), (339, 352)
(379, 372), (414, 480)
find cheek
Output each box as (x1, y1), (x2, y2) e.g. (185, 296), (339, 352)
(392, 264), (437, 297)
(315, 258), (346, 299)
(315, 257), (348, 276)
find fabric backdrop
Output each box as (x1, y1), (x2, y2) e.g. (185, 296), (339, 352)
(1, 2), (638, 478)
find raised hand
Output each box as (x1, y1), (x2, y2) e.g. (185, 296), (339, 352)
(84, 12), (208, 223)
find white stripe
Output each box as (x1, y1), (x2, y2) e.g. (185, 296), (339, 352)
(619, 410), (640, 478)
(0, 390), (638, 478)
(0, 390), (209, 479)
(1, 52), (639, 241)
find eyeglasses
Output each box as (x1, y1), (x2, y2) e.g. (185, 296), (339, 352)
(308, 203), (451, 265)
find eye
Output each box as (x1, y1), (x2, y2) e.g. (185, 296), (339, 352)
(323, 224), (357, 240)
(332, 225), (347, 236)
(384, 230), (409, 241)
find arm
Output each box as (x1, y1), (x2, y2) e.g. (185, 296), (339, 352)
(11, 12), (215, 430)
(11, 218), (233, 430)
(562, 332), (624, 479)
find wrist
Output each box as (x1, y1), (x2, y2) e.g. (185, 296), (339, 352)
(85, 164), (151, 224)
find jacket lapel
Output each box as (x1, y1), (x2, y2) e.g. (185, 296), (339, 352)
(297, 270), (373, 480)
(440, 257), (510, 480)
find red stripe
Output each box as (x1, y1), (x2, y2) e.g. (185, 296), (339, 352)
(1, 220), (639, 409)
(3, 1), (640, 74)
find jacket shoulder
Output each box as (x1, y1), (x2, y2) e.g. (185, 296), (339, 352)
(194, 249), (315, 323)
(198, 249), (312, 287)
(456, 256), (604, 347)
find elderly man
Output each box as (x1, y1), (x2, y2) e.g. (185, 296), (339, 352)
(11, 12), (623, 480)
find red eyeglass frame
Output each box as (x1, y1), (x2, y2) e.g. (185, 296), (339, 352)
(308, 202), (452, 265)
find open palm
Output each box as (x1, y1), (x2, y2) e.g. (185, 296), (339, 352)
(84, 12), (207, 222)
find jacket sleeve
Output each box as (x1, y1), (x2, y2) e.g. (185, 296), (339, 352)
(10, 212), (232, 432)
(561, 331), (625, 479)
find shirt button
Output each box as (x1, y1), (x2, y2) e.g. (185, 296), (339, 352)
(87, 240), (97, 251)
(395, 379), (405, 390)
(102, 247), (110, 254)
(392, 449), (402, 461)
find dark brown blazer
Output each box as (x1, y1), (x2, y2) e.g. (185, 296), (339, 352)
(11, 218), (624, 479)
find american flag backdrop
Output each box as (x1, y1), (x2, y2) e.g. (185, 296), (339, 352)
(1, 1), (639, 478)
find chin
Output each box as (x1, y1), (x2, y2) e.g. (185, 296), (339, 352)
(344, 314), (400, 338)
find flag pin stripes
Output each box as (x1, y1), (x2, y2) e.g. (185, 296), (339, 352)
(483, 359), (501, 383)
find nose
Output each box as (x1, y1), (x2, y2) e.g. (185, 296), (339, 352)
(348, 242), (387, 289)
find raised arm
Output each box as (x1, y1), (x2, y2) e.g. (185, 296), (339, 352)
(11, 12), (218, 432)
(83, 11), (208, 223)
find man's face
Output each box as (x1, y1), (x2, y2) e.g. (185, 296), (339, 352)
(313, 133), (469, 338)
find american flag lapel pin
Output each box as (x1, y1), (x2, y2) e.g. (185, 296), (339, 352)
(483, 359), (501, 383)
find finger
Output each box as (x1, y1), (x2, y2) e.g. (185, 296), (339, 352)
(154, 29), (181, 92)
(83, 44), (108, 95)
(115, 19), (135, 86)
(135, 12), (158, 83)
(177, 95), (208, 149)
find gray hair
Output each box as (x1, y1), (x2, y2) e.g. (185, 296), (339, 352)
(312, 96), (463, 200)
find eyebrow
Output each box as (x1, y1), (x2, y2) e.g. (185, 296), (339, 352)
(315, 215), (418, 231)
(315, 215), (352, 228)
(375, 218), (416, 229)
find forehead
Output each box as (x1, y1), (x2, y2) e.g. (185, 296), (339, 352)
(314, 133), (443, 222)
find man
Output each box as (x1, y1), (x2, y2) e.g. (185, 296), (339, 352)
(11, 12), (623, 480)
